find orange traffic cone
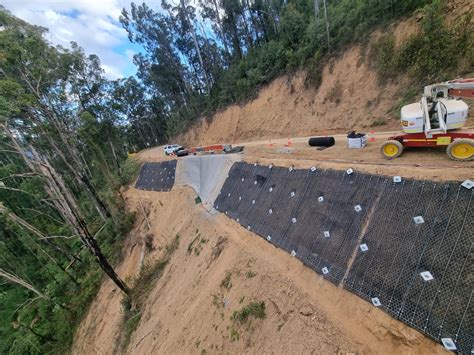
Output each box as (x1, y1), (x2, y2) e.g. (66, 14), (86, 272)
(369, 130), (376, 143)
(285, 137), (292, 147)
(268, 139), (273, 148)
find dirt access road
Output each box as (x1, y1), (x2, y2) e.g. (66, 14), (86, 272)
(140, 129), (474, 182)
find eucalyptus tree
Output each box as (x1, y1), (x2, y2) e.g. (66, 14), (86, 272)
(111, 76), (168, 150)
(120, 3), (192, 110)
(0, 10), (130, 296)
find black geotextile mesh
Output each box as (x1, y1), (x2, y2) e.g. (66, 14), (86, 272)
(214, 162), (473, 352)
(214, 162), (380, 285)
(345, 180), (473, 353)
(135, 161), (176, 191)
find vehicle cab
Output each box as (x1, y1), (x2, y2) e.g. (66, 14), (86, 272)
(401, 98), (468, 134)
(163, 144), (183, 155)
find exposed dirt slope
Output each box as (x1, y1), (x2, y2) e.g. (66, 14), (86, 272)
(177, 24), (413, 146)
(73, 125), (472, 352)
(73, 185), (446, 354)
(178, 54), (403, 147)
(177, 0), (473, 147)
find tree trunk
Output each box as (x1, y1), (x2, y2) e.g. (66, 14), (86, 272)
(180, 0), (210, 91)
(40, 156), (130, 295)
(323, 0), (330, 51)
(19, 322), (57, 342)
(0, 268), (49, 300)
(229, 11), (242, 59)
(5, 211), (81, 286)
(240, 5), (254, 49)
(109, 140), (122, 176)
(2, 127), (130, 296)
(17, 71), (113, 220)
(314, 0), (320, 18)
(246, 0), (261, 44)
(212, 0), (231, 59)
(41, 130), (111, 220)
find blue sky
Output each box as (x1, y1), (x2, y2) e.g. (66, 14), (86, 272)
(2, 0), (162, 79)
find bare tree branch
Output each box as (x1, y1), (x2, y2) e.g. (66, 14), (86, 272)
(0, 173), (42, 181)
(38, 235), (78, 240)
(0, 268), (49, 300)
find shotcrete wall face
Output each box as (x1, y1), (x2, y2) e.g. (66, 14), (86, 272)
(174, 154), (241, 211)
(134, 160), (473, 352)
(214, 162), (473, 353)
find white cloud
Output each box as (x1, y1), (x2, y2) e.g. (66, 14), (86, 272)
(125, 48), (136, 60)
(1, 0), (161, 79)
(102, 64), (125, 80)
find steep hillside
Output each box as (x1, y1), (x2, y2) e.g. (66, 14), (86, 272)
(73, 186), (445, 354)
(71, 2), (473, 354)
(177, 0), (473, 146)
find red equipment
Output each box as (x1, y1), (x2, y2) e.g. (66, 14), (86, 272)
(382, 78), (474, 161)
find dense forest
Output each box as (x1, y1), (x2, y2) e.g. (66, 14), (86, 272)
(0, 0), (472, 353)
(119, 0), (472, 138)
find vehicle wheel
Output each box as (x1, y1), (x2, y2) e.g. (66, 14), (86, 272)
(381, 140), (403, 159)
(446, 138), (474, 161)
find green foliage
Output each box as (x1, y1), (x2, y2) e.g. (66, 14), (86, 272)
(304, 51), (325, 88)
(120, 0), (432, 138)
(129, 259), (169, 307)
(0, 1), (471, 353)
(220, 272), (232, 290)
(187, 231), (207, 256)
(0, 10), (145, 354)
(391, 86), (419, 114)
(371, 1), (473, 84)
(369, 34), (398, 83)
(370, 119), (386, 127)
(245, 271), (256, 279)
(119, 295), (142, 351)
(119, 157), (141, 186)
(127, 235), (179, 309)
(120, 308), (141, 351)
(230, 327), (240, 342)
(118, 235), (180, 350)
(231, 301), (266, 323)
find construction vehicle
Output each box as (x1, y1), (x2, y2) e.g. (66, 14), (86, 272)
(381, 78), (474, 160)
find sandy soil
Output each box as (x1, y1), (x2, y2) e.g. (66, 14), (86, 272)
(73, 186), (446, 354)
(140, 126), (474, 182)
(176, 54), (405, 147)
(72, 130), (471, 353)
(176, 0), (473, 149)
(75, 126), (472, 355)
(175, 20), (415, 147)
(240, 130), (474, 182)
